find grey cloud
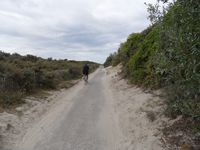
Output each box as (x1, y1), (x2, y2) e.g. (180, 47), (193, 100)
(0, 0), (156, 63)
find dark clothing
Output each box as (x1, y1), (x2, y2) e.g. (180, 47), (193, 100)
(83, 65), (89, 75)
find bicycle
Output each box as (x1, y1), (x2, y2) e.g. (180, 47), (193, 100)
(82, 74), (88, 84)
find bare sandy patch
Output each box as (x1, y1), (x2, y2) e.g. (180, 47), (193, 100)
(0, 80), (80, 150)
(105, 65), (169, 150)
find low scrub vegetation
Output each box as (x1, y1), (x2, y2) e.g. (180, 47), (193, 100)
(104, 0), (200, 131)
(0, 51), (99, 109)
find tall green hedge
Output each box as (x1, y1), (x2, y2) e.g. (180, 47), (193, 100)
(104, 0), (200, 120)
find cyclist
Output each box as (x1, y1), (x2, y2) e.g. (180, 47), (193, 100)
(82, 64), (89, 83)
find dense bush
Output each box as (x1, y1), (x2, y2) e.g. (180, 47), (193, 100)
(0, 52), (99, 108)
(104, 53), (119, 67)
(128, 26), (160, 86)
(104, 0), (200, 120)
(153, 0), (200, 119)
(0, 91), (24, 108)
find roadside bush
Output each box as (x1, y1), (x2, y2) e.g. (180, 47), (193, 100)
(128, 26), (159, 86)
(68, 67), (82, 79)
(0, 51), (99, 108)
(0, 91), (24, 108)
(118, 33), (143, 65)
(151, 0), (200, 118)
(104, 53), (114, 67)
(104, 0), (200, 120)
(43, 72), (57, 89)
(22, 69), (36, 92)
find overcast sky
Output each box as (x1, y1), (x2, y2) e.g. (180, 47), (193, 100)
(0, 0), (157, 63)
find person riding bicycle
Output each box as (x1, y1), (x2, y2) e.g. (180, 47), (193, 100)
(82, 64), (89, 82)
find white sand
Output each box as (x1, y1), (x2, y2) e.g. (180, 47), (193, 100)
(0, 66), (169, 150)
(0, 82), (82, 150)
(105, 65), (168, 150)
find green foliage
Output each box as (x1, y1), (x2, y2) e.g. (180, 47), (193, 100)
(68, 67), (82, 79)
(118, 33), (143, 64)
(0, 91), (24, 108)
(0, 52), (99, 108)
(22, 69), (36, 92)
(153, 0), (200, 118)
(104, 0), (200, 120)
(103, 52), (120, 67)
(128, 26), (160, 86)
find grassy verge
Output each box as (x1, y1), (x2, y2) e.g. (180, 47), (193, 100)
(0, 51), (99, 110)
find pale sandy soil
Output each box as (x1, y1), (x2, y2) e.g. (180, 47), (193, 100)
(0, 82), (80, 150)
(15, 69), (119, 150)
(0, 66), (172, 150)
(105, 65), (169, 150)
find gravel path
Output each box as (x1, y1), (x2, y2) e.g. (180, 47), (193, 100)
(17, 68), (120, 150)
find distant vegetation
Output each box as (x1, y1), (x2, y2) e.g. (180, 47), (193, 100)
(105, 0), (199, 126)
(0, 51), (99, 109)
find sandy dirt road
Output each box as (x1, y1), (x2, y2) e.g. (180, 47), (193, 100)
(16, 68), (120, 150)
(13, 66), (166, 150)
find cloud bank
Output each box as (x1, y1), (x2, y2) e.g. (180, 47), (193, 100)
(0, 0), (156, 63)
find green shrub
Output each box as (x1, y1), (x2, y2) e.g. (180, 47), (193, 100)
(152, 0), (200, 118)
(22, 69), (36, 92)
(0, 51), (99, 108)
(43, 72), (57, 89)
(68, 67), (82, 79)
(128, 26), (159, 86)
(104, 0), (200, 120)
(0, 91), (24, 108)
(104, 53), (114, 67)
